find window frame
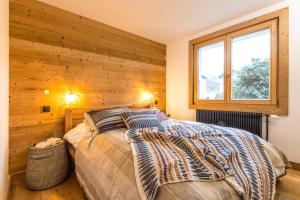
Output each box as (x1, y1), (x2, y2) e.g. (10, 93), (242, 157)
(226, 20), (278, 105)
(189, 8), (288, 115)
(193, 36), (226, 104)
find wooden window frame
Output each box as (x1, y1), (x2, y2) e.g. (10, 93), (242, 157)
(193, 36), (226, 104)
(227, 20), (278, 105)
(189, 8), (288, 115)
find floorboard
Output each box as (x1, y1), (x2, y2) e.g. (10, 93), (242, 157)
(10, 169), (300, 200)
(10, 172), (86, 200)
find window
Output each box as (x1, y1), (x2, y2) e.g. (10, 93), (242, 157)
(231, 29), (271, 101)
(197, 39), (225, 100)
(189, 8), (288, 115)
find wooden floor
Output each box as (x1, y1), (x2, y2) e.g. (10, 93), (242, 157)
(9, 172), (86, 200)
(10, 169), (300, 200)
(276, 169), (300, 200)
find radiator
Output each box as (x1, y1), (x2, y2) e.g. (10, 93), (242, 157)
(196, 110), (263, 137)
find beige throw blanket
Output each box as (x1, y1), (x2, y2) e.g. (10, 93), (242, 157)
(125, 122), (279, 200)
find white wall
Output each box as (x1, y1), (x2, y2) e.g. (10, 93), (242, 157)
(166, 0), (300, 163)
(0, 0), (9, 199)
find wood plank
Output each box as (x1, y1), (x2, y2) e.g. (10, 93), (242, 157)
(9, 0), (166, 174)
(276, 169), (300, 200)
(9, 12), (165, 59)
(10, 0), (165, 50)
(64, 110), (72, 134)
(10, 171), (85, 200)
(9, 0), (166, 66)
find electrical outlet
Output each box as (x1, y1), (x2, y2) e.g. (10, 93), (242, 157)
(42, 106), (51, 113)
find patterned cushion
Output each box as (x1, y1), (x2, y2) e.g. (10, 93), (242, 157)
(121, 111), (163, 129)
(134, 108), (168, 121)
(130, 107), (160, 114)
(84, 107), (130, 134)
(143, 107), (160, 114)
(157, 112), (169, 121)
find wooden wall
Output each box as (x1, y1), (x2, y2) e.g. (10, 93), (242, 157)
(9, 0), (166, 174)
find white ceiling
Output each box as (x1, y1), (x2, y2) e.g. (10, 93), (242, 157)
(39, 0), (284, 44)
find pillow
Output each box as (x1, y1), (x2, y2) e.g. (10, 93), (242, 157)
(130, 107), (160, 114)
(132, 107), (168, 121)
(121, 111), (163, 129)
(157, 112), (169, 121)
(84, 107), (130, 134)
(63, 123), (90, 148)
(143, 107), (160, 114)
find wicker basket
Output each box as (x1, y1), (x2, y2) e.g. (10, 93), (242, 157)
(26, 140), (69, 190)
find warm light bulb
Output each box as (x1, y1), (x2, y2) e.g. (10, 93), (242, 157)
(65, 92), (77, 104)
(44, 89), (50, 95)
(142, 92), (153, 102)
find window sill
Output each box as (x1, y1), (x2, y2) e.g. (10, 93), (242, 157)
(189, 101), (288, 115)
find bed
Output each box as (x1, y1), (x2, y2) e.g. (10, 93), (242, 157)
(63, 106), (289, 200)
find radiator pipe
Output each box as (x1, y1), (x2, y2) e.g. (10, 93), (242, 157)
(265, 114), (270, 141)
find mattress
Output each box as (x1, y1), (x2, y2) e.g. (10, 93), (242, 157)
(74, 125), (287, 200)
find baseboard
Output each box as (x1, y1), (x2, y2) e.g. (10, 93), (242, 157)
(10, 171), (25, 186)
(2, 171), (26, 200)
(290, 161), (300, 170)
(2, 175), (10, 200)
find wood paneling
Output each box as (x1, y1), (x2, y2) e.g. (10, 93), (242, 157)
(9, 0), (166, 174)
(9, 0), (166, 66)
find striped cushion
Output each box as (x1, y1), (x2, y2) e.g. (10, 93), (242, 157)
(142, 107), (160, 114)
(84, 107), (130, 134)
(130, 107), (160, 114)
(121, 111), (163, 129)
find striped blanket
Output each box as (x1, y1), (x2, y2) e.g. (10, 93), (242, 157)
(125, 121), (275, 200)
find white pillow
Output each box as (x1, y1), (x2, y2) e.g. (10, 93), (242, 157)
(63, 123), (90, 148)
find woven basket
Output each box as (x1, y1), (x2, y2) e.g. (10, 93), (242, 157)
(26, 140), (69, 190)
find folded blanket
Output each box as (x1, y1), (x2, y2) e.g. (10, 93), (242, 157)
(125, 121), (277, 200)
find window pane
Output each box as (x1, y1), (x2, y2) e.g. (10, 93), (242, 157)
(198, 41), (224, 100)
(231, 29), (271, 100)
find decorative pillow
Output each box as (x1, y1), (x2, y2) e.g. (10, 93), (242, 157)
(130, 107), (160, 114)
(84, 107), (130, 134)
(121, 111), (163, 129)
(157, 112), (169, 121)
(144, 107), (160, 114)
